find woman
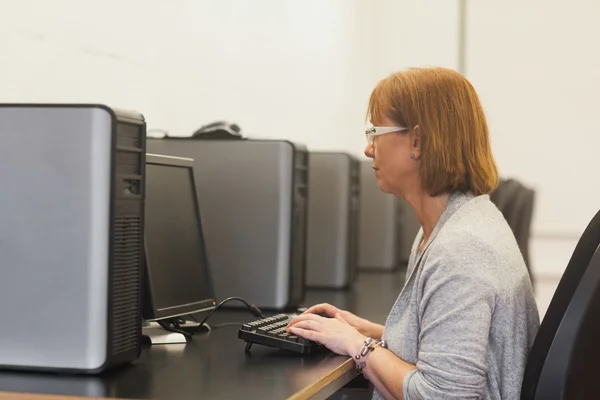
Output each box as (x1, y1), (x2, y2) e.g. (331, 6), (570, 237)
(288, 67), (540, 399)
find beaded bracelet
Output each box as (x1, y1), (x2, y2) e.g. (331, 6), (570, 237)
(354, 338), (387, 373)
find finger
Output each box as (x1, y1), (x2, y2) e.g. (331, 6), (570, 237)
(335, 313), (348, 324)
(301, 303), (338, 317)
(287, 317), (325, 332)
(287, 312), (328, 328)
(289, 327), (325, 343)
(289, 320), (323, 332)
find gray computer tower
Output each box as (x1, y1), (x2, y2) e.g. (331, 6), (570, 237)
(357, 160), (420, 270)
(398, 197), (421, 264)
(0, 104), (146, 373)
(305, 152), (360, 288)
(147, 138), (308, 310)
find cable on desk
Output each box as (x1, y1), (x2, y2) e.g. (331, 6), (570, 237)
(158, 319), (193, 341)
(209, 322), (248, 329)
(190, 297), (264, 333)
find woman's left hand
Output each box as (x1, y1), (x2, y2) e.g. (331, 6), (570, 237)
(287, 313), (366, 356)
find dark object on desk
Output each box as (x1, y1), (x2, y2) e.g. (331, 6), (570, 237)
(143, 154), (217, 343)
(0, 104), (146, 373)
(147, 138), (309, 310)
(306, 152), (361, 289)
(490, 178), (535, 284)
(520, 207), (600, 399)
(191, 121), (245, 140)
(239, 314), (322, 354)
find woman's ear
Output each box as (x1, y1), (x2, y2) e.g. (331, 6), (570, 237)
(409, 125), (422, 160)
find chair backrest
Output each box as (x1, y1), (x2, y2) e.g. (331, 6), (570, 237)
(521, 208), (600, 399)
(514, 187), (536, 268)
(491, 179), (523, 233)
(491, 179), (536, 274)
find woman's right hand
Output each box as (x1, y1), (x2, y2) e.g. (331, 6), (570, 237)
(288, 303), (384, 340)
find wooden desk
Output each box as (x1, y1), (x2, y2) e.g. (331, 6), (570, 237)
(0, 270), (405, 400)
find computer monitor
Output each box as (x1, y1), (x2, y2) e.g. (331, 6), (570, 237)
(143, 153), (216, 322)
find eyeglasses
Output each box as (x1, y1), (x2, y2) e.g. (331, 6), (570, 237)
(365, 126), (410, 144)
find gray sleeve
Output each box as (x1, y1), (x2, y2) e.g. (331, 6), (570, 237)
(404, 264), (495, 400)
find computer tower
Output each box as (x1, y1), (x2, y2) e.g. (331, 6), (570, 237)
(0, 104), (146, 373)
(357, 160), (401, 271)
(305, 152), (360, 288)
(398, 197), (421, 264)
(147, 138), (308, 310)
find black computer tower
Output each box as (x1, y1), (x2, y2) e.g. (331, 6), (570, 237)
(0, 104), (146, 373)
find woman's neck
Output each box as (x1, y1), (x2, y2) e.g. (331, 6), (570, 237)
(405, 191), (450, 245)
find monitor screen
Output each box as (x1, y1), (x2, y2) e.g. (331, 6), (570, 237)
(144, 157), (215, 320)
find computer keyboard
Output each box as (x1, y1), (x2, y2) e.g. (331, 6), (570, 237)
(238, 313), (323, 355)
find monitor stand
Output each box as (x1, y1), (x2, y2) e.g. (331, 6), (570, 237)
(142, 321), (187, 345)
(142, 320), (211, 345)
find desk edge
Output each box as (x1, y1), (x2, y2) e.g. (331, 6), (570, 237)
(0, 392), (123, 400)
(286, 358), (358, 400)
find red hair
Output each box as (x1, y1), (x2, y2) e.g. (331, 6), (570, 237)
(368, 67), (499, 196)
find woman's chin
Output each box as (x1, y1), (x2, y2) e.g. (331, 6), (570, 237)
(376, 180), (393, 194)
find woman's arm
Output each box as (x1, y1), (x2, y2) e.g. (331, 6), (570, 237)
(347, 339), (416, 400)
(289, 315), (411, 399)
(289, 267), (495, 399)
(352, 270), (495, 399)
(360, 319), (385, 340)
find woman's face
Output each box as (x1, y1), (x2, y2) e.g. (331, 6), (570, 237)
(364, 116), (419, 197)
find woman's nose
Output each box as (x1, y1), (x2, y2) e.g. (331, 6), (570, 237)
(364, 144), (374, 159)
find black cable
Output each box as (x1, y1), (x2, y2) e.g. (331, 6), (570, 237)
(158, 319), (193, 341)
(195, 296), (264, 330)
(209, 322), (247, 329)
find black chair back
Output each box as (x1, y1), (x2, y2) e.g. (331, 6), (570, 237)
(521, 209), (600, 399)
(491, 179), (535, 281)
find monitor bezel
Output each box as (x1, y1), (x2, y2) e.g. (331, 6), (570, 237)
(143, 153), (216, 321)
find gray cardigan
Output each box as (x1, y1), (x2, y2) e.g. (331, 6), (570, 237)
(373, 192), (540, 400)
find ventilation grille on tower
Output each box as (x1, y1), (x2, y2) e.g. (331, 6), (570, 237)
(111, 216), (142, 355)
(117, 123), (142, 148)
(289, 148), (309, 305)
(116, 152), (142, 175)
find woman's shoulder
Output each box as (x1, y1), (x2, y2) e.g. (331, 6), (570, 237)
(424, 195), (526, 283)
(436, 194), (515, 251)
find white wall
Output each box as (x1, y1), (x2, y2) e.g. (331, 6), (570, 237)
(0, 0), (374, 156)
(0, 0), (459, 159)
(466, 0), (600, 282)
(369, 0), (460, 80)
